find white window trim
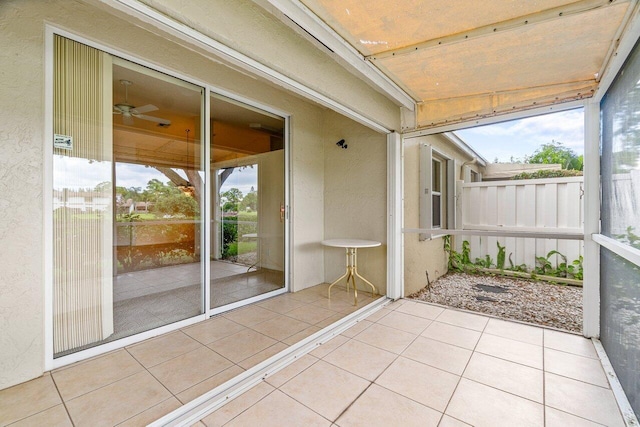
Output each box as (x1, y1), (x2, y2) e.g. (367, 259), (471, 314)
(44, 25), (292, 370)
(419, 145), (454, 240)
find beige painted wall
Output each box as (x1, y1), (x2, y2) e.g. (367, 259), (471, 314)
(403, 134), (482, 296)
(0, 0), (398, 389)
(134, 0), (400, 131)
(323, 111), (388, 293)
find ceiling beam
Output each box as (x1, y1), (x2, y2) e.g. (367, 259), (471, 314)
(255, 0), (417, 108)
(367, 0), (630, 61)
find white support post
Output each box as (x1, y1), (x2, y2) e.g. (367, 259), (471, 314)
(583, 100), (601, 338)
(387, 132), (404, 299)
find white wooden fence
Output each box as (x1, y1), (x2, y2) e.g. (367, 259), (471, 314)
(457, 176), (584, 270)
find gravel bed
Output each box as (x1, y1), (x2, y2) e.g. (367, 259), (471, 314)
(409, 272), (582, 333)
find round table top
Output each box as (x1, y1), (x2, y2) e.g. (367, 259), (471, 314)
(321, 239), (381, 248)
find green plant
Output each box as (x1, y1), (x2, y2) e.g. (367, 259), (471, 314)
(443, 236), (471, 272)
(496, 241), (506, 270)
(474, 255), (493, 268)
(567, 256), (584, 280)
(615, 226), (640, 250)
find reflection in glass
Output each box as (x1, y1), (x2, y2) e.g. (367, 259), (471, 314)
(210, 94), (285, 308)
(601, 39), (640, 248)
(53, 35), (205, 357)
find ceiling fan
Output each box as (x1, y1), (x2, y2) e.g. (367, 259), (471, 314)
(113, 80), (171, 126)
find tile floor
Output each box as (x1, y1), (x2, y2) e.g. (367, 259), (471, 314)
(1, 283), (377, 427)
(197, 299), (626, 427)
(1, 298), (627, 427)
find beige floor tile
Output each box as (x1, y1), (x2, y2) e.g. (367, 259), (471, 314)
(544, 348), (609, 387)
(177, 365), (245, 404)
(201, 382), (275, 427)
(545, 373), (625, 427)
(149, 346), (234, 394)
(8, 404), (71, 427)
(52, 349), (144, 401)
(257, 295), (308, 314)
(365, 307), (392, 323)
(324, 339), (397, 381)
(353, 323), (417, 354)
(544, 329), (598, 359)
(402, 337), (472, 375)
(463, 352), (543, 403)
(336, 384), (441, 427)
(315, 313), (349, 328)
(286, 305), (336, 324)
(484, 318), (543, 346)
(237, 342), (288, 369)
(288, 289), (325, 304)
(435, 309), (489, 332)
(223, 305), (281, 327)
(282, 325), (322, 345)
(182, 316), (247, 345)
(310, 335), (350, 359)
(395, 301), (445, 320)
(127, 331), (202, 368)
(340, 320), (373, 338)
(312, 296), (357, 313)
(545, 407), (604, 426)
(0, 373), (62, 425)
(280, 360), (369, 421)
(225, 389), (331, 427)
(421, 321), (481, 350)
(475, 334), (543, 369)
(65, 371), (171, 427)
(376, 310), (432, 335)
(265, 355), (318, 388)
(208, 329), (277, 363)
(376, 356), (459, 412)
(117, 397), (182, 427)
(249, 314), (312, 341)
(438, 415), (472, 427)
(386, 298), (409, 310)
(446, 378), (544, 427)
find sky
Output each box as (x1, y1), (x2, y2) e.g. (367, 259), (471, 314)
(455, 108), (584, 163)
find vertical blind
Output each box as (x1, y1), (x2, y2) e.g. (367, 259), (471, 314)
(53, 36), (113, 354)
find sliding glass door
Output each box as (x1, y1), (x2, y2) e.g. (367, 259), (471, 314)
(53, 36), (205, 357)
(51, 35), (287, 360)
(210, 94), (286, 308)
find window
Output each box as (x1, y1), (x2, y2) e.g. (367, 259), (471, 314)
(419, 144), (454, 240)
(432, 158), (442, 228)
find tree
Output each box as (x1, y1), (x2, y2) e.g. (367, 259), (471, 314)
(240, 190), (257, 211)
(525, 140), (583, 170)
(221, 188), (243, 212)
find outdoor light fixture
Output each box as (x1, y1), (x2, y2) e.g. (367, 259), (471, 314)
(336, 139), (348, 149)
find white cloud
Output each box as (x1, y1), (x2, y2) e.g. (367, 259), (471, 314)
(456, 108), (584, 162)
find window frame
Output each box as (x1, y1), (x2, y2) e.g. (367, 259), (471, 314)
(419, 144), (455, 240)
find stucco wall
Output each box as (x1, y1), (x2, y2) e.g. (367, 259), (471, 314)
(134, 0), (400, 132)
(323, 111), (387, 293)
(0, 0), (399, 389)
(403, 134), (482, 295)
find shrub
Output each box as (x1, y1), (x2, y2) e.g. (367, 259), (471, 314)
(512, 169), (583, 180)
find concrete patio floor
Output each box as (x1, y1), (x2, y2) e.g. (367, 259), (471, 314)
(0, 297), (627, 426)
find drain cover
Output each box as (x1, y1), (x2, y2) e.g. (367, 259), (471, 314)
(475, 295), (498, 302)
(474, 284), (510, 293)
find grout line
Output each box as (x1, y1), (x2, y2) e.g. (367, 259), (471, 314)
(49, 372), (77, 427)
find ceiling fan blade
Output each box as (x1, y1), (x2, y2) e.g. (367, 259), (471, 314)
(134, 114), (171, 125)
(113, 108), (122, 115)
(130, 104), (158, 115)
(123, 115), (134, 126)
